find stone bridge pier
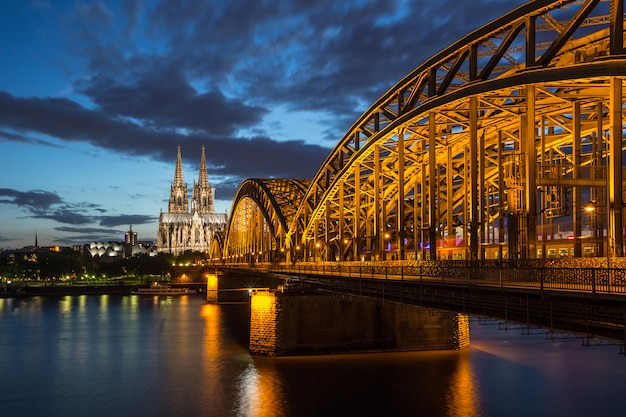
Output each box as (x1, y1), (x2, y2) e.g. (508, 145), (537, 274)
(249, 287), (469, 357)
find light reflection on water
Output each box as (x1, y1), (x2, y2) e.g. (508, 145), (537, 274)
(1, 295), (625, 417)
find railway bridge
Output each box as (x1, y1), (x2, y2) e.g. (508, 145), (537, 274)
(213, 0), (626, 265)
(206, 0), (626, 348)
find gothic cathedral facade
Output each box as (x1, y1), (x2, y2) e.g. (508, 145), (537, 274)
(157, 145), (227, 255)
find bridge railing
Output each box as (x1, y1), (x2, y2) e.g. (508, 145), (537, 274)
(220, 260), (626, 296)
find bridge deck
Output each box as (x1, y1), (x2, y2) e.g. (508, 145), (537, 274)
(216, 262), (626, 344)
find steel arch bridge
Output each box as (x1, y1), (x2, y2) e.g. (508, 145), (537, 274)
(221, 178), (310, 262)
(216, 0), (626, 264)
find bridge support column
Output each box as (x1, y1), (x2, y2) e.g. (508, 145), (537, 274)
(469, 97), (480, 260)
(428, 113), (438, 260)
(249, 290), (469, 356)
(524, 85), (538, 258)
(609, 77), (623, 257)
(206, 273), (219, 303)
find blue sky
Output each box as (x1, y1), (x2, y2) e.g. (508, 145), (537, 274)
(0, 0), (526, 249)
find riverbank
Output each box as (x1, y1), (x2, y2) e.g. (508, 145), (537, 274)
(0, 283), (206, 297)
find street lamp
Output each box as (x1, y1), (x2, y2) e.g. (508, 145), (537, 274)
(583, 201), (599, 257)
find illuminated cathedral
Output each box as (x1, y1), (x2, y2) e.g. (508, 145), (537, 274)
(157, 145), (227, 255)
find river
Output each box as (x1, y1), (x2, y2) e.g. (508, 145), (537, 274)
(0, 294), (624, 417)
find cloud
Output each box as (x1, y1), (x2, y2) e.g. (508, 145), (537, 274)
(0, 91), (328, 184)
(31, 209), (95, 225)
(55, 226), (123, 235)
(76, 66), (269, 135)
(98, 214), (158, 228)
(0, 188), (155, 229)
(0, 188), (63, 211)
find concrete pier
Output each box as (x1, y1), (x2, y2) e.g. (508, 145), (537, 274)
(206, 273), (218, 303)
(249, 289), (469, 356)
(205, 270), (285, 303)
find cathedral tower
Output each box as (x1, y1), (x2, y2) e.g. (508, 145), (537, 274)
(192, 145), (215, 214)
(168, 145), (189, 214)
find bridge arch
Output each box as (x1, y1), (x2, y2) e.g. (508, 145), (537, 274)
(285, 0), (626, 262)
(221, 178), (309, 263)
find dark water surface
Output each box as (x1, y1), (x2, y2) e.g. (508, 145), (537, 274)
(1, 294), (624, 417)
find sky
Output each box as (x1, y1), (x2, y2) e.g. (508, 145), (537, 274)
(0, 0), (528, 249)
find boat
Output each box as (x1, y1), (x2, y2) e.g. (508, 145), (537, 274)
(131, 282), (192, 295)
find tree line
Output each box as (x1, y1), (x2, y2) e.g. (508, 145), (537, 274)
(0, 248), (208, 282)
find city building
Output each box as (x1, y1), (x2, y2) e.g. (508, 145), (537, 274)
(157, 145), (227, 255)
(85, 225), (157, 259)
(125, 225), (137, 246)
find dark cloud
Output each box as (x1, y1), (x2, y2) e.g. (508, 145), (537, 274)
(76, 66), (268, 135)
(98, 214), (157, 228)
(0, 188), (97, 225)
(0, 188), (155, 231)
(31, 209), (94, 225)
(0, 92), (328, 185)
(0, 188), (63, 211)
(55, 226), (122, 235)
(143, 0), (528, 135)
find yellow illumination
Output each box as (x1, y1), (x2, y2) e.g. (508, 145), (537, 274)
(250, 291), (275, 315)
(207, 274), (218, 292)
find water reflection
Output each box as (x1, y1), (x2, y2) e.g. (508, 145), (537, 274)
(201, 303), (227, 406)
(445, 351), (481, 417)
(235, 361), (286, 417)
(201, 303), (287, 417)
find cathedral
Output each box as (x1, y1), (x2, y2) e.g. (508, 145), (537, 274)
(157, 145), (228, 255)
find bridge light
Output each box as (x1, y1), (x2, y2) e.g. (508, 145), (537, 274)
(584, 202), (596, 213)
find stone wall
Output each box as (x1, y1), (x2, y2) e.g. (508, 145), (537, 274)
(249, 291), (469, 356)
(206, 273), (218, 303)
(249, 291), (280, 356)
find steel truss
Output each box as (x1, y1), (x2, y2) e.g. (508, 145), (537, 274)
(220, 0), (626, 263)
(220, 178), (309, 262)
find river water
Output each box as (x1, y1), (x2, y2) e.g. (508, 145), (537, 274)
(0, 294), (624, 417)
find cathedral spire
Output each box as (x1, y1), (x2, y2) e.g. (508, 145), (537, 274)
(198, 145), (210, 188)
(192, 145), (214, 214)
(174, 144), (185, 186)
(168, 145), (189, 214)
